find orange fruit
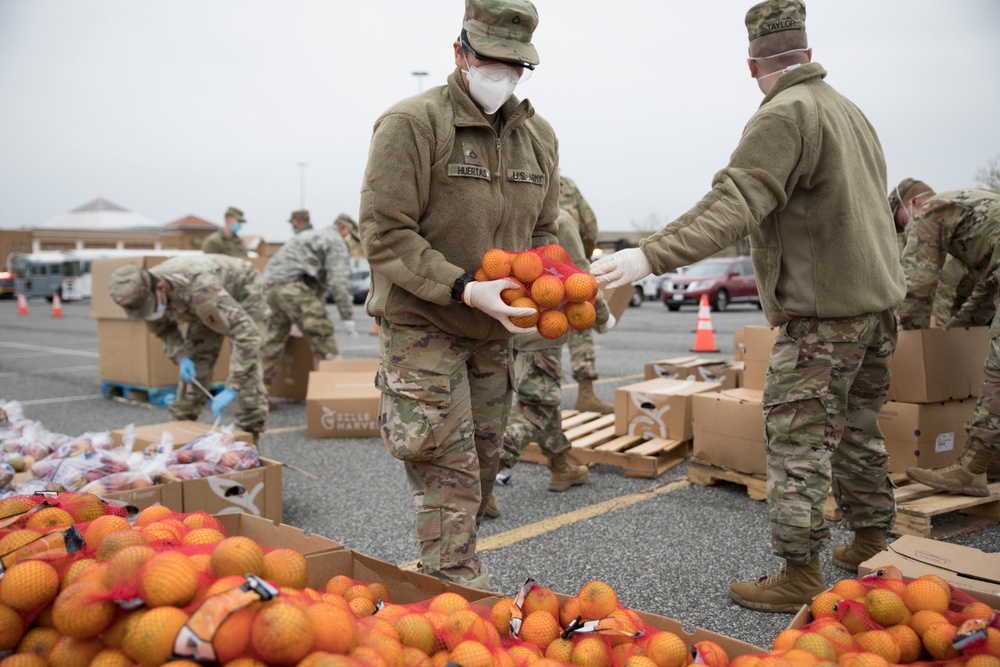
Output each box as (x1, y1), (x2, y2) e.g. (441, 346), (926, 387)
(508, 644), (543, 665)
(511, 251), (545, 283)
(864, 588), (906, 627)
(96, 530), (149, 562)
(813, 622), (856, 657)
(182, 512), (226, 533)
(52, 580), (115, 638)
(578, 580), (619, 621)
(0, 529), (41, 555)
(489, 598), (516, 638)
(523, 586), (561, 618)
(691, 640), (729, 667)
(307, 602), (359, 655)
(840, 602), (876, 635)
(440, 608), (488, 650)
(368, 582), (391, 605)
(350, 597), (378, 617)
(782, 649), (820, 666)
(530, 275), (565, 309)
(481, 249), (513, 281)
(182, 527), (225, 546)
(210, 535), (265, 578)
(363, 633), (405, 667)
(908, 609), (951, 637)
(962, 601), (996, 621)
(917, 574), (952, 597)
(83, 514), (131, 549)
(564, 272), (599, 303)
(0, 653), (48, 667)
(546, 637), (574, 662)
(626, 657), (661, 667)
(24, 507), (74, 531)
(212, 605), (256, 663)
(263, 548), (309, 589)
(875, 579), (908, 598)
(566, 300), (597, 330)
(16, 626), (59, 655)
(450, 640), (495, 667)
(830, 579), (867, 601)
(537, 309), (569, 340)
(967, 656), (1000, 667)
(428, 592), (469, 615)
(403, 647), (435, 667)
(89, 648), (135, 667)
(100, 608), (144, 648)
(0, 602), (22, 650)
(346, 584), (377, 604)
(559, 596), (581, 628)
(0, 560), (59, 612)
(572, 635), (614, 667)
(500, 279), (527, 305)
(396, 612), (437, 655)
(536, 244), (572, 265)
(921, 622), (960, 661)
(792, 633), (836, 662)
(138, 550), (198, 608)
(518, 610), (560, 646)
(811, 591), (841, 619)
(104, 545), (156, 590)
(133, 505), (176, 527)
(643, 631), (689, 667)
(606, 608), (639, 647)
(903, 578), (950, 614)
(884, 624), (920, 663)
(853, 630), (900, 664)
(252, 599), (314, 665)
(325, 574), (355, 597)
(47, 635), (103, 667)
(508, 296), (540, 328)
(772, 629), (803, 652)
(122, 605), (189, 667)
(59, 557), (96, 590)
(474, 267), (488, 282)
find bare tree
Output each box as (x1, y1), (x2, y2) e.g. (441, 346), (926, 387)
(976, 154), (1000, 191)
(631, 212), (663, 235)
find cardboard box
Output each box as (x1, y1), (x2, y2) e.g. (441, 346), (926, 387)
(614, 378), (721, 441)
(110, 420), (253, 449)
(887, 327), (989, 403)
(858, 535), (1000, 609)
(269, 334), (316, 401)
(91, 256), (172, 320)
(98, 320), (229, 387)
(733, 327), (746, 361)
(182, 456), (283, 522)
(214, 512), (342, 556)
(101, 481), (184, 513)
(879, 399), (975, 472)
(741, 326), (778, 391)
(306, 359), (380, 438)
(692, 389), (766, 475)
(645, 355), (742, 389)
(600, 282), (635, 323)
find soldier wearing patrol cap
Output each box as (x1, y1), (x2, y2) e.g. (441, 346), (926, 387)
(202, 206), (249, 257)
(107, 255), (269, 442)
(359, 0), (559, 590)
(335, 213), (365, 259)
(591, 0), (906, 612)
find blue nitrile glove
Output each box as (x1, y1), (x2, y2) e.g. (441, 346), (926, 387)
(179, 357), (197, 383)
(211, 388), (239, 417)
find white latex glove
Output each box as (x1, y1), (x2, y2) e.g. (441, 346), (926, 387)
(463, 279), (538, 334)
(594, 312), (617, 334)
(590, 248), (653, 289)
(343, 320), (358, 337)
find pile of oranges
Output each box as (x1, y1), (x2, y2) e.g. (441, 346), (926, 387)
(742, 568), (1000, 667)
(476, 245), (600, 339)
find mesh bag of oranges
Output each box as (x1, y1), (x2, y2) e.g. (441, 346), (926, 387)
(477, 245), (601, 339)
(756, 566), (1000, 667)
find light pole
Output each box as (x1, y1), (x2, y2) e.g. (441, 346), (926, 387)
(297, 162), (307, 208)
(412, 71), (428, 93)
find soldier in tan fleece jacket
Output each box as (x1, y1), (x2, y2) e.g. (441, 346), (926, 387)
(592, 0), (905, 613)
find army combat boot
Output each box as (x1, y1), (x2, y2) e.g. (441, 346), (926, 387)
(548, 453), (589, 492)
(907, 438), (994, 497)
(575, 379), (614, 414)
(484, 493), (501, 518)
(832, 526), (886, 573)
(729, 558), (826, 613)
(988, 455), (1000, 482)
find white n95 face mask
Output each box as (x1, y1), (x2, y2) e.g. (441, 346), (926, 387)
(462, 53), (523, 115)
(145, 294), (168, 321)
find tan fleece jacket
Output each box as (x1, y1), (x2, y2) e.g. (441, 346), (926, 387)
(640, 63), (905, 325)
(360, 69), (560, 340)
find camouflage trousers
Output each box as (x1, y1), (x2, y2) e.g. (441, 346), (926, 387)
(764, 309), (898, 564)
(965, 305), (1000, 452)
(171, 322), (269, 437)
(261, 282), (338, 387)
(375, 320), (513, 587)
(568, 328), (598, 382)
(501, 346), (571, 469)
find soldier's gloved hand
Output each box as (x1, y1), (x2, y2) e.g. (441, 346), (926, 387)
(463, 280), (537, 334)
(594, 312), (617, 334)
(211, 388), (239, 417)
(343, 320), (358, 337)
(178, 357), (197, 383)
(590, 248), (653, 289)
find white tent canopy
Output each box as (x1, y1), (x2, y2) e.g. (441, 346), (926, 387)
(37, 197), (161, 230)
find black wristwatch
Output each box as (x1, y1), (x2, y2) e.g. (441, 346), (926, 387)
(451, 273), (476, 304)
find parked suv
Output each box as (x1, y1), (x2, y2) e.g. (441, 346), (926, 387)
(661, 256), (760, 312)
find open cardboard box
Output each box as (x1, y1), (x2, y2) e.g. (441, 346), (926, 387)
(644, 355), (742, 390)
(110, 420), (253, 449)
(887, 327), (988, 403)
(614, 378), (720, 441)
(213, 512), (342, 556)
(306, 359), (380, 438)
(181, 456), (283, 522)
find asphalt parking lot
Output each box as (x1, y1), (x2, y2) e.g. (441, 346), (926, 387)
(2, 295), (998, 651)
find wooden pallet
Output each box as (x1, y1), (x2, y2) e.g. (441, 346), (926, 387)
(891, 480), (1000, 540)
(520, 410), (689, 479)
(101, 380), (225, 408)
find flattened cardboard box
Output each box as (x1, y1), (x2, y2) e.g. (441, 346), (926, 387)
(182, 456), (283, 522)
(98, 320), (230, 387)
(306, 359), (380, 438)
(110, 420), (253, 449)
(213, 512), (342, 556)
(614, 378), (721, 441)
(858, 535), (1000, 609)
(878, 399), (975, 472)
(888, 326), (988, 403)
(645, 355), (742, 389)
(692, 388), (766, 475)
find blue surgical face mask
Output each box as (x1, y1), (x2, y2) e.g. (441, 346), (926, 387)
(230, 222), (243, 235)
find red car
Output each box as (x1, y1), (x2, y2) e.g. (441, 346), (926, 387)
(661, 256), (761, 312)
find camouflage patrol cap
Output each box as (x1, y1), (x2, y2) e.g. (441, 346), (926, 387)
(225, 206), (245, 222)
(290, 209), (310, 222)
(463, 0), (539, 66)
(888, 178), (928, 216)
(746, 0), (806, 43)
(108, 264), (155, 319)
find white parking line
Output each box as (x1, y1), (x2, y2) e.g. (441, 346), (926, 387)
(0, 342), (99, 358)
(18, 394), (104, 405)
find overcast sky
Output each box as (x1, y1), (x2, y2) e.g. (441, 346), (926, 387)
(1, 1), (998, 242)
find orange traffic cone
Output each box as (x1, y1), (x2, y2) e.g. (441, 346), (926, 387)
(17, 293), (28, 316)
(51, 292), (63, 318)
(690, 294), (719, 353)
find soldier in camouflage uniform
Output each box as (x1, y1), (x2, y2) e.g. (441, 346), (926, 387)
(107, 255), (269, 442)
(335, 214), (366, 259)
(261, 210), (356, 391)
(560, 176), (615, 414)
(592, 0), (905, 612)
(202, 206), (249, 257)
(894, 182), (1000, 495)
